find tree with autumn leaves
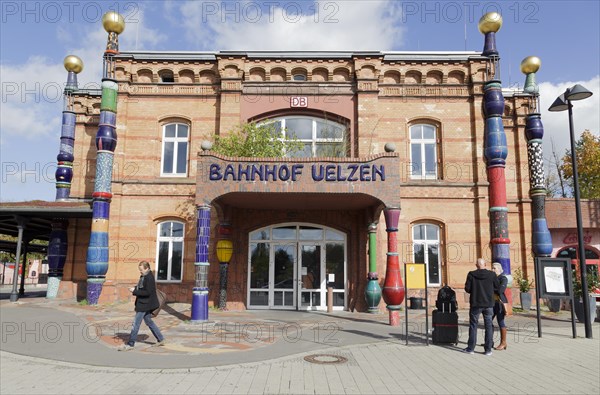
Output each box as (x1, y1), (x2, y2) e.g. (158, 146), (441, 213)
(557, 130), (600, 199)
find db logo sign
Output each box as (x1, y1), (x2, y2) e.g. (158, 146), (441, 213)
(290, 97), (308, 108)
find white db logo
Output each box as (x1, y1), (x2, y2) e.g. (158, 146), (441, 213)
(290, 97), (308, 108)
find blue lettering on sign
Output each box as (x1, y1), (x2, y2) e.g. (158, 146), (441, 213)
(373, 165), (385, 181)
(209, 164), (222, 180)
(325, 165), (336, 181)
(291, 164), (303, 181)
(359, 164), (370, 181)
(312, 165), (324, 181)
(223, 164), (235, 180)
(264, 165), (277, 181)
(347, 164), (358, 181)
(208, 163), (385, 182)
(251, 165), (264, 181)
(278, 165), (290, 181)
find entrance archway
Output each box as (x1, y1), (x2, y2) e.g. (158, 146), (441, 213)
(247, 223), (346, 310)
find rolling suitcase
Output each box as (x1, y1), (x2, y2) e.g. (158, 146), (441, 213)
(431, 308), (459, 345)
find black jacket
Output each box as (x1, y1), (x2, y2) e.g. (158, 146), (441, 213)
(133, 271), (160, 312)
(465, 269), (499, 308)
(496, 274), (508, 303)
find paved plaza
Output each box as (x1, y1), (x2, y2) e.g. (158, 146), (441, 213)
(0, 288), (599, 394)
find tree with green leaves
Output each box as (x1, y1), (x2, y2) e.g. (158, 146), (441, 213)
(212, 122), (302, 157)
(559, 130), (600, 199)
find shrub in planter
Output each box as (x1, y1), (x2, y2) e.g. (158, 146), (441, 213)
(573, 271), (599, 323)
(513, 268), (534, 311)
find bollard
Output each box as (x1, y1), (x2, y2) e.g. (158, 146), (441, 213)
(327, 286), (333, 313)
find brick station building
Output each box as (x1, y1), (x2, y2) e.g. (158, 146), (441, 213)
(58, 50), (537, 311)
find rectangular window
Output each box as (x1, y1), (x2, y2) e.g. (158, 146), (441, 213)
(156, 221), (184, 282)
(413, 224), (441, 286)
(410, 124), (438, 180)
(161, 123), (188, 177)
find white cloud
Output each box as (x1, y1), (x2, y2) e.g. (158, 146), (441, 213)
(0, 9), (164, 202)
(178, 0), (404, 50)
(539, 76), (600, 161)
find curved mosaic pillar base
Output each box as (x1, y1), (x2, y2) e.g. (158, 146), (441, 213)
(46, 276), (62, 299)
(191, 287), (209, 322)
(87, 280), (104, 305)
(365, 277), (382, 313)
(387, 305), (402, 326)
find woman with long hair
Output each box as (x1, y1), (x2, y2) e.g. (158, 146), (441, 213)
(492, 262), (508, 350)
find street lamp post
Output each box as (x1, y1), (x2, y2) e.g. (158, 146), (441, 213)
(549, 84), (594, 339)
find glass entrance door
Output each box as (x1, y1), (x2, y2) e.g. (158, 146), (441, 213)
(271, 243), (296, 309)
(299, 244), (322, 310)
(247, 224), (347, 310)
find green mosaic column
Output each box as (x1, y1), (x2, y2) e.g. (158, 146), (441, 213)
(365, 223), (382, 313)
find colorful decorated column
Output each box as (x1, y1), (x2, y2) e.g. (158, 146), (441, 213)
(85, 12), (125, 304)
(217, 223), (233, 310)
(365, 222), (382, 313)
(381, 207), (405, 326)
(479, 13), (512, 277)
(522, 57), (553, 257)
(47, 55), (83, 298)
(192, 205), (211, 322)
(46, 220), (68, 298)
(55, 55), (82, 201)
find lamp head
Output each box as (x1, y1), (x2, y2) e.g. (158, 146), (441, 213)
(566, 84), (593, 101)
(548, 94), (568, 112)
(216, 239), (233, 263)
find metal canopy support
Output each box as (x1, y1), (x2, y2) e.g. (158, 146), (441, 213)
(9, 216), (28, 302)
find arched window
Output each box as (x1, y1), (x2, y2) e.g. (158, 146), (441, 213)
(557, 246), (600, 278)
(156, 221), (184, 282)
(410, 124), (438, 179)
(159, 70), (174, 83)
(161, 123), (189, 176)
(264, 116), (347, 157)
(412, 223), (441, 286)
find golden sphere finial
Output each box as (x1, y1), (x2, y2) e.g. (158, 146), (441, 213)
(520, 56), (541, 74)
(478, 12), (503, 34)
(64, 55), (83, 73)
(102, 11), (125, 34)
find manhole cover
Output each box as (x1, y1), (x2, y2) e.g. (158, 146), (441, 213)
(304, 354), (348, 364)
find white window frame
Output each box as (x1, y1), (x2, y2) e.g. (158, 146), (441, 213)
(155, 221), (185, 283)
(263, 116), (346, 158)
(161, 123), (189, 177)
(412, 223), (442, 286)
(409, 124), (438, 180)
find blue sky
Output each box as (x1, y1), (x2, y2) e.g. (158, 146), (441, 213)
(1, 0), (599, 201)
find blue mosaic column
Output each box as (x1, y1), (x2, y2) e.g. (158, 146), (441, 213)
(46, 220), (68, 298)
(85, 12), (125, 304)
(48, 56), (82, 298)
(192, 205), (211, 322)
(480, 13), (511, 277)
(522, 57), (552, 257)
(55, 55), (82, 201)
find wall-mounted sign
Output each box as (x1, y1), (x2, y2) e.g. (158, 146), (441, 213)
(562, 232), (592, 244)
(290, 97), (308, 107)
(209, 163), (385, 182)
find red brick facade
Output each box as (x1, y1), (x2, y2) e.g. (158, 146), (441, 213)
(59, 51), (537, 310)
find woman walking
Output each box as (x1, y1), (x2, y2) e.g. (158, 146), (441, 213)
(492, 262), (508, 350)
(118, 261), (165, 351)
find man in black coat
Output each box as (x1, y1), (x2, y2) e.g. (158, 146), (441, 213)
(464, 258), (499, 355)
(118, 261), (165, 351)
